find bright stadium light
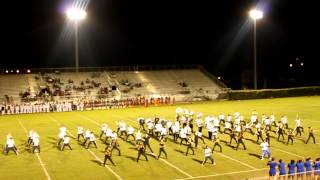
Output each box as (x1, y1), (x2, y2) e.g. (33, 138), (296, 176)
(66, 8), (87, 73)
(249, 9), (263, 90)
(249, 9), (263, 20)
(27, 69), (31, 73)
(66, 8), (86, 21)
(5, 70), (9, 74)
(16, 70), (20, 73)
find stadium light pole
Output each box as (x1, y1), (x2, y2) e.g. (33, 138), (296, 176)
(66, 8), (87, 72)
(249, 9), (263, 90)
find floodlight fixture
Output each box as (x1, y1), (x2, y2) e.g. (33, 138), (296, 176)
(249, 9), (263, 20)
(66, 8), (86, 21)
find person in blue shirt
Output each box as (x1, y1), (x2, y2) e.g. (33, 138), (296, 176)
(287, 160), (296, 179)
(304, 158), (312, 179)
(278, 159), (286, 179)
(314, 158), (320, 180)
(267, 158), (277, 178)
(296, 159), (305, 179)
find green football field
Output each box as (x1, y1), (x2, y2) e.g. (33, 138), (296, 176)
(0, 96), (320, 180)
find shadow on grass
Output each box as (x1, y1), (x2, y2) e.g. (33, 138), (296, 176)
(248, 153), (261, 159)
(124, 155), (137, 162)
(225, 144), (235, 149)
(192, 158), (203, 164)
(48, 137), (57, 141)
(91, 159), (102, 166)
(174, 149), (185, 155)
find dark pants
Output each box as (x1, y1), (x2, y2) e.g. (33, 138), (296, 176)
(104, 155), (115, 166)
(148, 129), (154, 136)
(202, 156), (214, 165)
(229, 135), (237, 144)
(287, 136), (293, 145)
(83, 137), (90, 145)
(186, 144), (194, 156)
(256, 135), (264, 143)
(213, 143), (222, 152)
(86, 141), (97, 149)
(105, 136), (112, 144)
(295, 127), (303, 136)
(77, 134), (84, 141)
(32, 145), (40, 153)
(198, 126), (203, 133)
(58, 138), (64, 146)
(112, 146), (121, 156)
(278, 133), (285, 141)
(208, 132), (212, 140)
(173, 133), (179, 142)
(99, 131), (105, 139)
(27, 137), (33, 145)
(61, 144), (72, 151)
(158, 148), (167, 159)
(306, 134), (316, 144)
(120, 131), (127, 138)
(180, 138), (188, 145)
(6, 146), (18, 155)
(144, 143), (153, 153)
(137, 151), (148, 162)
(236, 140), (246, 150)
(126, 134), (135, 141)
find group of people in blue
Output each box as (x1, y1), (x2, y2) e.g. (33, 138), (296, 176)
(268, 157), (320, 179)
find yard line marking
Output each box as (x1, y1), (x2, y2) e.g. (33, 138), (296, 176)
(79, 114), (193, 178)
(77, 114), (101, 126)
(215, 152), (257, 170)
(159, 159), (193, 178)
(87, 149), (123, 180)
(174, 168), (268, 180)
(271, 147), (304, 158)
(47, 115), (123, 180)
(17, 119), (52, 180)
(248, 176), (269, 180)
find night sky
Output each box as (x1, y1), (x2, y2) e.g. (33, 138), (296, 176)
(1, 0), (319, 89)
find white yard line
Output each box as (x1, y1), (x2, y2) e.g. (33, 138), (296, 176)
(271, 147), (304, 158)
(47, 115), (123, 180)
(77, 114), (101, 126)
(215, 152), (257, 170)
(17, 119), (52, 180)
(87, 149), (123, 180)
(247, 176), (269, 180)
(174, 168), (268, 180)
(159, 159), (193, 178)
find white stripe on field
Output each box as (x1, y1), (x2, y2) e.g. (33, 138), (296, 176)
(174, 168), (268, 180)
(17, 119), (52, 180)
(216, 152), (257, 170)
(87, 149), (123, 180)
(77, 114), (101, 126)
(159, 159), (193, 178)
(47, 115), (123, 180)
(271, 147), (304, 158)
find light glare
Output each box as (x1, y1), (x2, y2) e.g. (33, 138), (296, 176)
(66, 8), (86, 21)
(249, 9), (263, 20)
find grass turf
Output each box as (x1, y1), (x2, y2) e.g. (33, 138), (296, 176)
(0, 96), (320, 180)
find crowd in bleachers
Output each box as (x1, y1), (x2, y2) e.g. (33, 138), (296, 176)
(0, 96), (174, 115)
